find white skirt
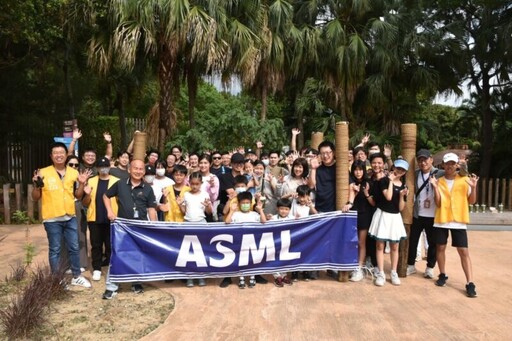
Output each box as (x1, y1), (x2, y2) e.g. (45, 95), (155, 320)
(368, 208), (407, 242)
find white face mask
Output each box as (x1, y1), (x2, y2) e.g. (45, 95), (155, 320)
(98, 168), (110, 175)
(235, 187), (247, 194)
(262, 159), (269, 166)
(144, 175), (155, 183)
(156, 169), (166, 177)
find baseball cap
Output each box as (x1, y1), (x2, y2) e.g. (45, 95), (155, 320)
(416, 149), (431, 159)
(443, 152), (459, 163)
(145, 165), (156, 175)
(96, 157), (110, 168)
(245, 148), (256, 156)
(394, 159), (409, 171)
(231, 153), (245, 164)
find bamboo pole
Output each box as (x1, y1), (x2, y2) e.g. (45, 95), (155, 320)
(494, 179), (499, 208)
(27, 184), (34, 220)
(488, 178), (493, 208)
(482, 178), (487, 206)
(398, 124), (416, 277)
(311, 132), (324, 150)
(132, 132), (147, 161)
(3, 183), (11, 224)
(335, 122), (350, 282)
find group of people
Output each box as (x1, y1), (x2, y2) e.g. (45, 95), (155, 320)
(31, 128), (479, 299)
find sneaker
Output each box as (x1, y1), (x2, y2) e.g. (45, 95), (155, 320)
(406, 265), (417, 276)
(238, 278), (246, 289)
(92, 270), (102, 281)
(282, 276), (293, 286)
(80, 267), (86, 273)
(132, 283), (144, 294)
(65, 269), (72, 275)
(303, 271), (311, 281)
(291, 272), (299, 282)
(435, 273), (448, 287)
(219, 277), (232, 288)
(186, 279), (194, 288)
(424, 267), (434, 279)
(102, 290), (117, 300)
(274, 277), (284, 287)
(255, 275), (268, 284)
(375, 272), (386, 287)
(248, 277), (256, 288)
(390, 271), (401, 286)
(466, 282), (477, 298)
(198, 278), (206, 287)
(350, 268), (364, 282)
(71, 276), (92, 288)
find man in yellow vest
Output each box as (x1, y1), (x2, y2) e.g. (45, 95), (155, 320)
(82, 157), (119, 282)
(31, 142), (92, 288)
(430, 152), (479, 297)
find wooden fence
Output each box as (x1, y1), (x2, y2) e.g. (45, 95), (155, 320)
(1, 177), (511, 224)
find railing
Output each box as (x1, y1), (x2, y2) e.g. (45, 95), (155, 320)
(477, 178), (512, 210)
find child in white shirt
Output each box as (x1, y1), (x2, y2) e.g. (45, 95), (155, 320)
(268, 198), (294, 287)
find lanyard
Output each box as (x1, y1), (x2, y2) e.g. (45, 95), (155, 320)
(420, 172), (430, 196)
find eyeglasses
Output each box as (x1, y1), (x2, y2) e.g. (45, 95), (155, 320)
(213, 157), (222, 160)
(68, 163), (79, 168)
(320, 151), (333, 156)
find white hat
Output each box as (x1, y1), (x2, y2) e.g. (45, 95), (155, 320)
(393, 159), (409, 171)
(443, 152), (459, 163)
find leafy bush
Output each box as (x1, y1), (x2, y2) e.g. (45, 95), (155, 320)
(11, 210), (30, 225)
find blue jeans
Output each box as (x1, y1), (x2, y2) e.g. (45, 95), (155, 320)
(44, 217), (81, 277)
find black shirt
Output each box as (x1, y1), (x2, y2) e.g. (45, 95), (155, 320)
(218, 172), (236, 205)
(105, 178), (157, 220)
(211, 166), (231, 177)
(110, 167), (129, 180)
(95, 179), (109, 224)
(315, 163), (336, 212)
(375, 177), (405, 214)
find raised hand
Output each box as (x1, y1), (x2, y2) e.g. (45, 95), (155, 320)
(361, 133), (370, 145)
(466, 173), (479, 188)
(103, 132), (112, 143)
(384, 144), (393, 158)
(72, 129), (82, 141)
(78, 168), (93, 184)
(310, 157), (320, 170)
(256, 141), (264, 149)
(292, 128), (301, 136)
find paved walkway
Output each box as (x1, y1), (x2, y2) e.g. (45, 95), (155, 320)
(1, 221), (511, 340)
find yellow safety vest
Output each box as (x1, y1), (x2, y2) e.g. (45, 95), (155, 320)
(85, 175), (119, 222)
(40, 166), (78, 220)
(434, 175), (470, 224)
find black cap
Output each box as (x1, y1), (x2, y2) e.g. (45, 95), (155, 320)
(245, 148), (256, 156)
(416, 149), (431, 159)
(145, 165), (156, 175)
(96, 157), (110, 168)
(231, 153), (245, 164)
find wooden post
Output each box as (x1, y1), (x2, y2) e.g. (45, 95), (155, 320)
(398, 124), (416, 277)
(133, 132), (147, 161)
(311, 132), (324, 150)
(500, 178), (506, 209)
(3, 183), (11, 224)
(494, 179), (499, 208)
(508, 179), (512, 210)
(27, 184), (34, 220)
(481, 178), (487, 207)
(335, 122), (350, 282)
(488, 178), (493, 208)
(15, 183), (22, 211)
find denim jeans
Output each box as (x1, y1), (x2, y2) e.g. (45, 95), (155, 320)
(43, 217), (81, 276)
(105, 266), (141, 292)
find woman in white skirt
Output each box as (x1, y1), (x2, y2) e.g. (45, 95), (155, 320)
(368, 158), (409, 286)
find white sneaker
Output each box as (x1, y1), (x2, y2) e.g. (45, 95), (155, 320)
(350, 268), (364, 282)
(374, 272), (386, 286)
(424, 267), (434, 279)
(80, 267), (86, 273)
(71, 276), (92, 288)
(406, 265), (417, 276)
(390, 271), (401, 286)
(65, 269), (72, 275)
(92, 270), (102, 281)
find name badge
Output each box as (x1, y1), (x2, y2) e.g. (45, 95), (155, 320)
(133, 207), (139, 219)
(423, 199), (431, 209)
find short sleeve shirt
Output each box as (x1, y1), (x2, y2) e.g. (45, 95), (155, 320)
(105, 178), (157, 220)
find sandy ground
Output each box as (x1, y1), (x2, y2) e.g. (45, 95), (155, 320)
(1, 224), (512, 340)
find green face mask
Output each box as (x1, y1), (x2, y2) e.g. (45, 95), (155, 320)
(240, 203), (251, 212)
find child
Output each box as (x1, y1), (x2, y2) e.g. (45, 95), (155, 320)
(268, 198), (294, 287)
(163, 165), (190, 222)
(222, 175), (254, 217)
(291, 185), (318, 218)
(178, 171), (213, 288)
(225, 191), (266, 289)
(368, 159), (409, 287)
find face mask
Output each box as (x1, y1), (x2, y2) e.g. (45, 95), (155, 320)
(144, 175), (155, 183)
(240, 203), (251, 212)
(99, 168), (110, 175)
(235, 187), (246, 194)
(262, 159), (269, 166)
(156, 169), (166, 177)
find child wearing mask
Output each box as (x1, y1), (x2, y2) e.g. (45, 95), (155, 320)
(225, 191), (266, 289)
(222, 175), (255, 218)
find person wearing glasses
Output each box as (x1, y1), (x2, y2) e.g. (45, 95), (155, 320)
(210, 151), (230, 177)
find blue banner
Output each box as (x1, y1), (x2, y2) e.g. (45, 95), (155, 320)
(109, 212), (358, 282)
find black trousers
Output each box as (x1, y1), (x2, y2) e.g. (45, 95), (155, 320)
(407, 216), (436, 268)
(88, 222), (111, 271)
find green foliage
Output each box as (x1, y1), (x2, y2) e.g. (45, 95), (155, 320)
(11, 211), (30, 225)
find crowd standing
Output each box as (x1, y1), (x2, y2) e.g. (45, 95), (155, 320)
(31, 128), (479, 299)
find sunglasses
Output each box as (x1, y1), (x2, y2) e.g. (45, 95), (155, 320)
(212, 157), (222, 160)
(68, 163), (79, 168)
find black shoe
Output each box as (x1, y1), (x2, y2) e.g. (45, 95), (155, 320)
(219, 277), (232, 288)
(164, 279), (174, 283)
(309, 271), (319, 280)
(132, 283), (144, 294)
(102, 290), (117, 300)
(255, 275), (268, 284)
(303, 271), (311, 281)
(326, 270), (338, 279)
(238, 278), (246, 289)
(248, 277), (256, 288)
(435, 273), (448, 287)
(466, 282), (477, 297)
(291, 272), (299, 282)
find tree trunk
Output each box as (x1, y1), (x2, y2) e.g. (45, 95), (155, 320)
(64, 41), (75, 119)
(187, 64), (198, 129)
(158, 43), (174, 152)
(116, 89), (127, 149)
(479, 80), (493, 178)
(261, 84), (268, 121)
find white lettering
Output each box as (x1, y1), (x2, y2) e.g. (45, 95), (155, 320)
(239, 232), (276, 266)
(175, 235), (207, 267)
(209, 234), (236, 267)
(279, 230), (301, 260)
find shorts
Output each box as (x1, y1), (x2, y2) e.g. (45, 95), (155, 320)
(433, 227), (468, 248)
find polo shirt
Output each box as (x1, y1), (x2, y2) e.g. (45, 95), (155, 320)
(105, 178), (157, 220)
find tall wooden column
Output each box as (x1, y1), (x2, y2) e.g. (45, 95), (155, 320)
(335, 122), (350, 282)
(133, 132), (147, 161)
